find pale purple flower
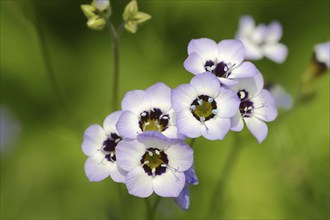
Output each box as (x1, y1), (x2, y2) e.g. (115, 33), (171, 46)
(94, 0), (110, 11)
(82, 111), (127, 182)
(172, 72), (240, 140)
(116, 82), (183, 139)
(266, 83), (293, 110)
(184, 38), (258, 86)
(175, 165), (199, 210)
(116, 131), (193, 198)
(236, 15), (288, 63)
(314, 41), (330, 68)
(230, 72), (278, 143)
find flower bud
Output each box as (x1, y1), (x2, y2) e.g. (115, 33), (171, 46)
(81, 4), (97, 19)
(87, 16), (106, 30)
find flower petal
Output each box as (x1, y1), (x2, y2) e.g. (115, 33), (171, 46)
(187, 38), (218, 62)
(230, 111), (244, 131)
(265, 21), (283, 43)
(215, 86), (240, 118)
(137, 131), (171, 151)
(238, 15), (255, 35)
(162, 125), (185, 140)
(185, 166), (199, 185)
(103, 111), (122, 135)
(116, 111), (141, 139)
(252, 90), (278, 122)
(145, 82), (172, 112)
(176, 110), (201, 138)
(116, 139), (146, 171)
(183, 52), (205, 75)
(268, 84), (293, 110)
(244, 117), (268, 143)
(84, 152), (110, 182)
(175, 185), (190, 210)
(153, 170), (185, 197)
(200, 117), (231, 140)
(262, 43), (288, 64)
(230, 71), (264, 96)
(121, 90), (151, 115)
(230, 61), (258, 79)
(82, 124), (106, 156)
(171, 84), (198, 112)
(109, 163), (127, 183)
(166, 141), (193, 172)
(217, 39), (245, 66)
(218, 77), (239, 86)
(190, 72), (221, 98)
(126, 166), (153, 198)
(240, 38), (264, 60)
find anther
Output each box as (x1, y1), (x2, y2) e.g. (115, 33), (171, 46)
(148, 151), (153, 157)
(200, 117), (205, 123)
(208, 97), (214, 103)
(239, 91), (246, 99)
(141, 112), (147, 117)
(190, 105), (196, 111)
(155, 149), (160, 155)
(161, 164), (167, 167)
(212, 109), (218, 115)
(197, 99), (203, 106)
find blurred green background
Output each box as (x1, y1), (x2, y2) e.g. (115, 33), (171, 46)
(1, 0), (329, 219)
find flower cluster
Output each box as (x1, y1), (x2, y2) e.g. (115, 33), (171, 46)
(82, 38), (278, 210)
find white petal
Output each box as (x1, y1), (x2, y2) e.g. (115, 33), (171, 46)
(230, 61), (258, 79)
(251, 24), (268, 44)
(109, 163), (127, 183)
(116, 139), (146, 171)
(244, 117), (268, 143)
(187, 38), (218, 62)
(153, 170), (185, 197)
(103, 111), (122, 135)
(145, 82), (172, 113)
(126, 166), (153, 198)
(241, 38), (264, 60)
(218, 77), (239, 86)
(314, 41), (330, 67)
(84, 152), (110, 182)
(230, 71), (264, 96)
(268, 85), (293, 110)
(121, 90), (151, 115)
(162, 125), (184, 139)
(185, 166), (199, 185)
(263, 43), (288, 63)
(230, 111), (244, 131)
(166, 141), (193, 172)
(190, 72), (220, 97)
(217, 39), (245, 66)
(116, 111), (141, 139)
(183, 52), (205, 75)
(200, 117), (231, 140)
(137, 131), (171, 151)
(265, 21), (283, 43)
(215, 86), (240, 118)
(175, 185), (191, 210)
(171, 84), (198, 112)
(82, 124), (106, 156)
(252, 90), (278, 122)
(176, 110), (201, 138)
(238, 15), (255, 35)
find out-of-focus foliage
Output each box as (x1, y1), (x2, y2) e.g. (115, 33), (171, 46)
(1, 1), (329, 219)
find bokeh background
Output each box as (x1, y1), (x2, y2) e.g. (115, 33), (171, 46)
(1, 0), (329, 219)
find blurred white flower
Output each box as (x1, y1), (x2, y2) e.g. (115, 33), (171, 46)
(94, 0), (110, 11)
(314, 41), (330, 68)
(0, 105), (21, 152)
(266, 84), (293, 110)
(236, 15), (288, 63)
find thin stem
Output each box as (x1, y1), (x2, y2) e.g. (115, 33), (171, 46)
(189, 138), (197, 148)
(147, 196), (162, 220)
(209, 135), (242, 217)
(105, 20), (120, 111)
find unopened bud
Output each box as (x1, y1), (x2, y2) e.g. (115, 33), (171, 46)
(87, 16), (106, 30)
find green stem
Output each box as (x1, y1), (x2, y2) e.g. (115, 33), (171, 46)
(189, 138), (197, 148)
(209, 136), (242, 217)
(147, 196), (161, 220)
(106, 20), (121, 111)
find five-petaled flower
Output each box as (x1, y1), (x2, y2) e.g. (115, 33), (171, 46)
(116, 82), (183, 140)
(116, 131), (194, 198)
(230, 72), (278, 143)
(82, 111), (127, 182)
(172, 72), (240, 140)
(235, 15), (288, 63)
(184, 38), (258, 86)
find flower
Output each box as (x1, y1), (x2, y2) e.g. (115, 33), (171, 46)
(94, 0), (110, 11)
(314, 41), (330, 72)
(184, 38), (258, 86)
(230, 72), (278, 143)
(116, 82), (183, 139)
(265, 83), (293, 110)
(81, 0), (111, 31)
(235, 15), (288, 63)
(116, 131), (194, 198)
(82, 111), (127, 182)
(175, 165), (199, 210)
(172, 73), (240, 140)
(122, 0), (151, 33)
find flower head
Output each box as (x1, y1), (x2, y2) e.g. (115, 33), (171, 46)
(314, 41), (330, 71)
(116, 82), (183, 139)
(174, 165), (199, 210)
(235, 15), (288, 63)
(184, 38), (258, 86)
(230, 72), (278, 143)
(122, 0), (151, 33)
(172, 73), (240, 140)
(116, 131), (194, 198)
(82, 111), (127, 182)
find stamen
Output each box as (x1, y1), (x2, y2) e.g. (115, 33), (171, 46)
(239, 91), (246, 99)
(155, 149), (160, 155)
(208, 97), (214, 103)
(212, 109), (218, 115)
(197, 99), (203, 106)
(161, 164), (167, 167)
(148, 151), (153, 157)
(152, 168), (156, 175)
(200, 117), (205, 123)
(141, 112), (147, 117)
(190, 105), (196, 111)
